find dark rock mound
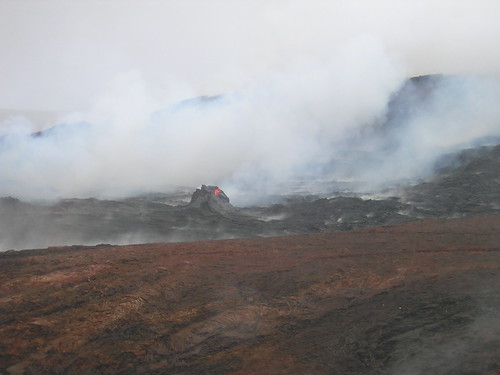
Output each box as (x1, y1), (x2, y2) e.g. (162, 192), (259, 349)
(385, 74), (446, 129)
(188, 184), (233, 214)
(189, 185), (230, 205)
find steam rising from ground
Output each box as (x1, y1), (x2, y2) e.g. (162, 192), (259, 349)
(1, 1), (500, 204)
(2, 69), (500, 205)
(390, 286), (500, 375)
(0, 49), (399, 200)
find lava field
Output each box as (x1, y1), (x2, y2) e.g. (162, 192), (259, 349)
(1, 144), (500, 252)
(1, 146), (500, 374)
(1, 75), (500, 374)
(1, 216), (499, 374)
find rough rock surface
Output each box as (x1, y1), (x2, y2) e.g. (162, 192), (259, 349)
(1, 216), (499, 374)
(1, 74), (500, 374)
(2, 75), (500, 251)
(2, 144), (500, 251)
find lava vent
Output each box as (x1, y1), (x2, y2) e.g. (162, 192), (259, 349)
(189, 185), (231, 207)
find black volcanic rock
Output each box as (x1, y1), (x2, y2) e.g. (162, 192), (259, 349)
(188, 185), (236, 219)
(404, 145), (500, 216)
(189, 184), (230, 206)
(1, 143), (500, 251)
(385, 74), (446, 129)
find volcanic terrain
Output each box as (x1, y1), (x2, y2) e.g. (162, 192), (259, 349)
(1, 216), (499, 374)
(1, 74), (500, 374)
(1, 143), (500, 252)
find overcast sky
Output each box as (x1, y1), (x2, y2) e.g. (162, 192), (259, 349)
(1, 0), (500, 112)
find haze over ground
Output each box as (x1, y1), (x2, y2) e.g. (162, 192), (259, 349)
(1, 0), (500, 203)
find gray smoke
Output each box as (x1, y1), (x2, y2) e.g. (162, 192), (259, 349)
(2, 71), (500, 205)
(1, 1), (500, 204)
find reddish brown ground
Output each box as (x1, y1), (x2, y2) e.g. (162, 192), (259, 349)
(1, 216), (499, 374)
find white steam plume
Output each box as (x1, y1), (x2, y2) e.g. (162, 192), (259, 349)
(355, 75), (500, 191)
(0, 38), (405, 201)
(1, 1), (500, 204)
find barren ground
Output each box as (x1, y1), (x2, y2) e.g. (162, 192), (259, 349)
(1, 215), (499, 374)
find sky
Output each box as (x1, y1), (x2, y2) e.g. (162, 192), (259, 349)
(2, 0), (500, 112)
(0, 0), (500, 202)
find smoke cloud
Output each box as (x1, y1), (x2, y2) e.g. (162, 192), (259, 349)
(1, 1), (500, 204)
